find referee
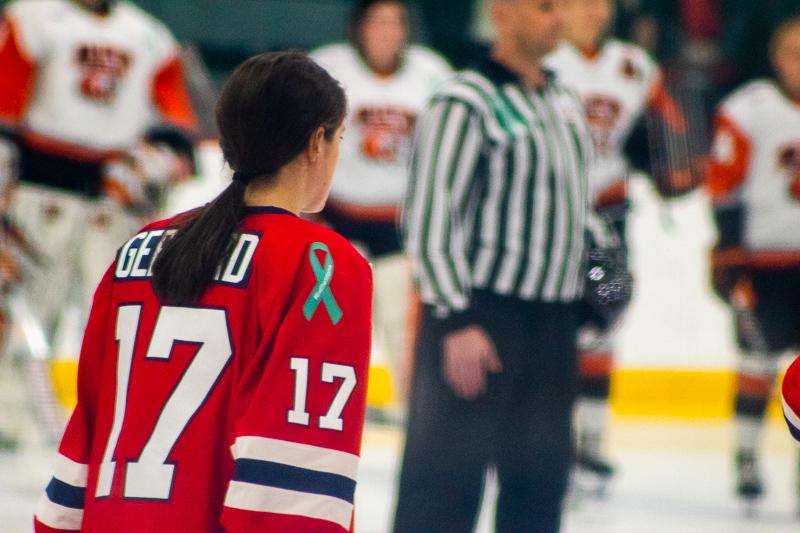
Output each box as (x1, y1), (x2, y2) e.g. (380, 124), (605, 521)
(393, 1), (593, 532)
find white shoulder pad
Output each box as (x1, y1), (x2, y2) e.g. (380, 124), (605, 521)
(4, 0), (64, 59)
(406, 44), (454, 79)
(719, 79), (778, 134)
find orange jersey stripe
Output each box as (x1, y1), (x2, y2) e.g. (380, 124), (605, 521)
(712, 247), (800, 269)
(0, 17), (36, 124)
(736, 374), (773, 397)
(325, 198), (400, 224)
(707, 112), (751, 200)
(594, 179), (627, 208)
(647, 75), (688, 133)
(22, 130), (126, 163)
(579, 352), (614, 379)
(152, 55), (197, 132)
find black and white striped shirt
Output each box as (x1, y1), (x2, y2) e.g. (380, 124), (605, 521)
(404, 57), (593, 327)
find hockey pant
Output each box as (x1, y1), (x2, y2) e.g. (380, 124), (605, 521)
(9, 183), (138, 350)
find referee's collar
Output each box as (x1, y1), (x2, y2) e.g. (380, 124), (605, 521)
(475, 55), (556, 89)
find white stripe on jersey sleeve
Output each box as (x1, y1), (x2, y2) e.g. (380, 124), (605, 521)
(35, 454), (88, 530)
(782, 395), (800, 445)
(53, 454), (88, 488)
(35, 498), (83, 531)
(224, 481), (353, 530)
(231, 436), (359, 480)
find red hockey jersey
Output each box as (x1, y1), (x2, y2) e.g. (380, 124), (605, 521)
(34, 206), (373, 532)
(782, 355), (800, 445)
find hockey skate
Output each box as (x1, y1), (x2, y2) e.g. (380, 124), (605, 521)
(574, 449), (616, 499)
(736, 450), (763, 517)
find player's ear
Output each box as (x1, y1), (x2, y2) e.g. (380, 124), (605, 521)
(307, 126), (326, 164)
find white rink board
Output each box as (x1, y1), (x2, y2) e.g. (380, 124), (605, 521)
(616, 177), (740, 369)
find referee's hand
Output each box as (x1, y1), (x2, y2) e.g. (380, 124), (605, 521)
(442, 326), (502, 400)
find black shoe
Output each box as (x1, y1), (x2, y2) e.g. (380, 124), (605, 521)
(736, 450), (763, 501)
(576, 451), (615, 480)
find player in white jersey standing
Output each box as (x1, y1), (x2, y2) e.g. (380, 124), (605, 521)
(545, 0), (696, 492)
(0, 0), (197, 345)
(708, 16), (800, 508)
(311, 0), (452, 405)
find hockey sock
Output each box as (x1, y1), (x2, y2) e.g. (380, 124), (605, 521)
(734, 353), (777, 455)
(575, 397), (609, 458)
(576, 350), (613, 457)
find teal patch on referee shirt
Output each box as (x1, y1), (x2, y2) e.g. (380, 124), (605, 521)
(492, 97), (529, 137)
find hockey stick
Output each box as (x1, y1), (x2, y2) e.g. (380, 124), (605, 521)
(712, 249), (773, 354)
(7, 291), (66, 444)
(0, 214), (64, 444)
(645, 67), (707, 234)
(731, 289), (770, 355)
(1, 213), (45, 267)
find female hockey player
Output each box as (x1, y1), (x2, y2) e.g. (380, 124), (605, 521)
(545, 0), (696, 492)
(34, 51), (373, 533)
(310, 0), (451, 257)
(709, 16), (800, 507)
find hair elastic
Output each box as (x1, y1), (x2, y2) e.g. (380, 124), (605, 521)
(232, 170), (253, 184)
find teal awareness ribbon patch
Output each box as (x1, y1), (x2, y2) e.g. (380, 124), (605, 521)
(303, 242), (343, 325)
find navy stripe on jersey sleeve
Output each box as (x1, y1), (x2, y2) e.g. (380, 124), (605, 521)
(45, 478), (86, 510)
(785, 414), (800, 443)
(233, 458), (357, 504)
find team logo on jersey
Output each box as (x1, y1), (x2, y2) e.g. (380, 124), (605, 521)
(584, 95), (622, 154)
(91, 211), (112, 229)
(621, 57), (643, 81)
(356, 106), (416, 163)
(75, 44), (132, 104)
(42, 202), (61, 223)
(777, 142), (800, 201)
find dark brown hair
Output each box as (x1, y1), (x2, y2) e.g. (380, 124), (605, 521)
(151, 51), (346, 304)
(348, 0), (410, 46)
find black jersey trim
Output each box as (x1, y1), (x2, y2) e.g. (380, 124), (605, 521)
(244, 206), (298, 217)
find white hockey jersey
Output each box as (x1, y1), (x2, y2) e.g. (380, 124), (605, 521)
(544, 39), (661, 200)
(709, 79), (800, 251)
(0, 0), (195, 157)
(310, 43), (452, 212)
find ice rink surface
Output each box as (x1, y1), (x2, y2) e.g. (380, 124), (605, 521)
(353, 420), (800, 533)
(1, 166), (797, 531)
(2, 419), (797, 532)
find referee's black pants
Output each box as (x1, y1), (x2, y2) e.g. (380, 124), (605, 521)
(393, 291), (579, 533)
